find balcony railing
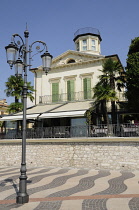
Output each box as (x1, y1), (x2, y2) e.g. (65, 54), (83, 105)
(39, 90), (94, 104)
(39, 90), (126, 104)
(1, 124), (139, 139)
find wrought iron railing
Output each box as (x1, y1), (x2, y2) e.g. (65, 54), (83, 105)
(39, 90), (126, 104)
(1, 124), (139, 139)
(39, 90), (94, 104)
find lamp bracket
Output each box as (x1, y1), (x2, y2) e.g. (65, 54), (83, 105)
(29, 41), (48, 69)
(29, 41), (47, 58)
(12, 34), (25, 59)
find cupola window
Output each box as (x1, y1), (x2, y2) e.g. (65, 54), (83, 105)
(74, 27), (102, 55)
(91, 39), (96, 51)
(82, 39), (87, 51)
(76, 42), (79, 51)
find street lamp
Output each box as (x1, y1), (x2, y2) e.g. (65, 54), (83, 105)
(5, 27), (53, 204)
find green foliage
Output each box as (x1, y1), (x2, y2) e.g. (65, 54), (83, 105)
(126, 37), (139, 111)
(128, 37), (139, 55)
(0, 121), (4, 128)
(85, 108), (94, 125)
(93, 58), (123, 103)
(5, 75), (35, 102)
(92, 58), (124, 124)
(5, 76), (24, 100)
(5, 75), (35, 113)
(93, 80), (118, 102)
(8, 102), (23, 114)
(102, 57), (122, 75)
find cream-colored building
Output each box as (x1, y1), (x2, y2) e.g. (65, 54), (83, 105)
(33, 28), (104, 105)
(29, 28), (123, 126)
(1, 27), (124, 130)
(0, 99), (8, 116)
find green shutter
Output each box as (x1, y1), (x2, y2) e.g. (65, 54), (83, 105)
(52, 83), (59, 102)
(84, 78), (91, 99)
(67, 80), (70, 101)
(70, 80), (74, 101)
(87, 78), (91, 98)
(67, 80), (74, 101)
(83, 78), (87, 99)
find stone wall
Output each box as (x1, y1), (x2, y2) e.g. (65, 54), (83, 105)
(1, 138), (139, 171)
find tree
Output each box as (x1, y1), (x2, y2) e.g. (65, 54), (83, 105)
(126, 37), (139, 112)
(93, 58), (124, 124)
(93, 75), (118, 124)
(0, 121), (4, 128)
(8, 102), (24, 114)
(5, 75), (35, 113)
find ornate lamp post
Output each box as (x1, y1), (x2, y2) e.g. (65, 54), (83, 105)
(5, 27), (53, 204)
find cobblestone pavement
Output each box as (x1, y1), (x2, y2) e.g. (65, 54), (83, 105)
(0, 167), (139, 209)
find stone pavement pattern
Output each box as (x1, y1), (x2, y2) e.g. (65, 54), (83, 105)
(0, 167), (139, 209)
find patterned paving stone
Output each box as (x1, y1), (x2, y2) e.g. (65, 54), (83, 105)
(121, 171), (139, 195)
(60, 199), (83, 210)
(29, 169), (95, 199)
(66, 170), (121, 200)
(0, 168), (53, 194)
(82, 171), (135, 210)
(129, 197), (139, 210)
(5, 168), (70, 200)
(0, 168), (18, 174)
(107, 198), (131, 210)
(34, 170), (110, 210)
(0, 168), (59, 201)
(0, 168), (139, 210)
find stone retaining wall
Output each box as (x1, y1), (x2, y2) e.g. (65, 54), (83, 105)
(1, 138), (139, 171)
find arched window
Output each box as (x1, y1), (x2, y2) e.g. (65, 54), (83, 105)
(67, 59), (76, 64)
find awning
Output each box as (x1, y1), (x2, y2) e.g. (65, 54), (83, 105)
(0, 114), (39, 121)
(0, 101), (92, 121)
(40, 110), (86, 118)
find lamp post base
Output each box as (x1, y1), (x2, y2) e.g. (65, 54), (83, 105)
(16, 193), (29, 204)
(16, 163), (29, 204)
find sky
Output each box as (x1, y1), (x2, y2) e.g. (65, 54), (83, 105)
(0, 0), (139, 104)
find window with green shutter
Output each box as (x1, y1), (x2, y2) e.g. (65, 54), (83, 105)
(52, 82), (59, 102)
(67, 80), (74, 101)
(83, 78), (91, 99)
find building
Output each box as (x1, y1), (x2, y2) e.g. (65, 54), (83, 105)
(0, 99), (9, 132)
(0, 99), (8, 116)
(0, 27), (125, 136)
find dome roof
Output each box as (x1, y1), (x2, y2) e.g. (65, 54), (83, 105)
(73, 27), (102, 42)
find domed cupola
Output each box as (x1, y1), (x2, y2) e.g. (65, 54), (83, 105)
(73, 27), (102, 55)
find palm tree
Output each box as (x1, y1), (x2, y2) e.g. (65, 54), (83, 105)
(93, 76), (118, 124)
(93, 58), (124, 124)
(8, 102), (23, 114)
(5, 76), (23, 103)
(5, 75), (35, 113)
(102, 58), (124, 124)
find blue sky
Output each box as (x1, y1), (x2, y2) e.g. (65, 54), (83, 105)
(0, 0), (139, 104)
